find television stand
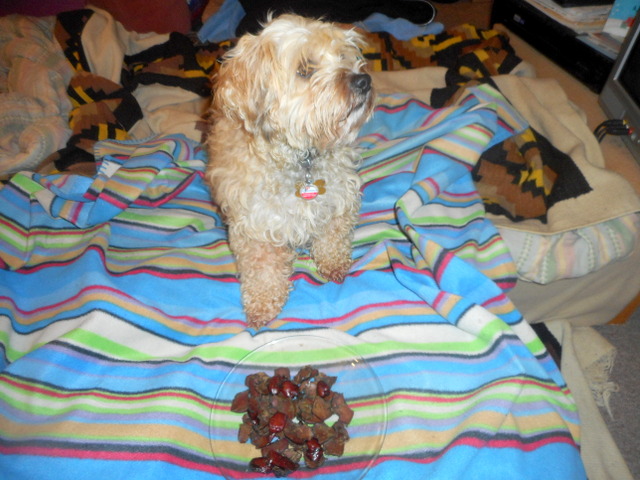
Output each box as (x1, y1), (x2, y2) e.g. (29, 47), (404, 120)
(490, 0), (614, 93)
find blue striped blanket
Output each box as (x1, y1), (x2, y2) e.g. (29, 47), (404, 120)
(0, 87), (586, 479)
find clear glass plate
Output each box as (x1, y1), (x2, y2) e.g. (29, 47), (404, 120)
(210, 334), (387, 479)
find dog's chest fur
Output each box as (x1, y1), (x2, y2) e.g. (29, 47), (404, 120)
(237, 148), (361, 247)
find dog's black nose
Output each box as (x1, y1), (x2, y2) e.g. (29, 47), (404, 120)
(350, 73), (372, 94)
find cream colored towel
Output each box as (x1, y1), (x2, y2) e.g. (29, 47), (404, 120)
(547, 321), (632, 480)
(492, 76), (640, 233)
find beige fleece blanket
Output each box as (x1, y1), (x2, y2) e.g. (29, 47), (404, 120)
(0, 15), (73, 175)
(0, 8), (209, 177)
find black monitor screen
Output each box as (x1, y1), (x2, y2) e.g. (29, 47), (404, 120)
(600, 10), (640, 163)
(620, 30), (640, 105)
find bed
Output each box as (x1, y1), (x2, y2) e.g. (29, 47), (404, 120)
(0, 3), (638, 480)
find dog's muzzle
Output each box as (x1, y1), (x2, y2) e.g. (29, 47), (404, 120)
(350, 73), (372, 95)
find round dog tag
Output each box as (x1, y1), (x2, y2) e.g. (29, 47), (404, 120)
(298, 182), (319, 200)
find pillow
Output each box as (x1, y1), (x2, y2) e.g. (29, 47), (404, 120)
(88, 0), (191, 33)
(0, 0), (86, 16)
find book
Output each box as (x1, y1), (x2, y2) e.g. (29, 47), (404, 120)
(577, 31), (623, 57)
(603, 0), (640, 38)
(525, 0), (612, 32)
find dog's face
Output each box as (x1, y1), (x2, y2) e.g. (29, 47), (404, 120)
(213, 14), (375, 151)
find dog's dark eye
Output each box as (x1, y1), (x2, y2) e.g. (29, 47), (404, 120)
(297, 63), (317, 79)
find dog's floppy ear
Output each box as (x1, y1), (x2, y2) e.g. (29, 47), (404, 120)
(212, 33), (278, 138)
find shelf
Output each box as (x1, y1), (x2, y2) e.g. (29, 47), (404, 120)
(490, 0), (614, 93)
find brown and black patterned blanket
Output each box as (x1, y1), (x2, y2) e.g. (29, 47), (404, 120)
(7, 10), (597, 224)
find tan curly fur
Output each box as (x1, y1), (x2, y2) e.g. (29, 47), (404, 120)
(205, 14), (375, 328)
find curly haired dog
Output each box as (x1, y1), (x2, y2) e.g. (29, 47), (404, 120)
(205, 14), (375, 328)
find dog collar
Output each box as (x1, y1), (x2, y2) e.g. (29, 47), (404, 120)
(295, 149), (326, 200)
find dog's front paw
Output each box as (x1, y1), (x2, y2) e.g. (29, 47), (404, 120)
(316, 256), (352, 284)
(313, 242), (353, 284)
(235, 242), (295, 329)
(311, 215), (356, 284)
(246, 314), (274, 330)
(244, 292), (289, 329)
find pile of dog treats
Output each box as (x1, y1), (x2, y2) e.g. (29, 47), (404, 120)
(230, 365), (354, 477)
